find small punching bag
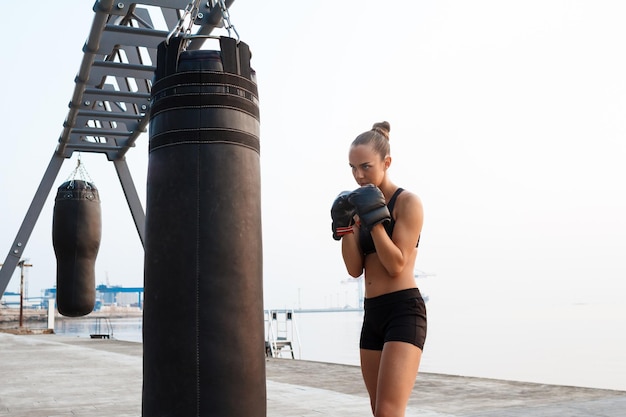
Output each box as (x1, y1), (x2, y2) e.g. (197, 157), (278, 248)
(143, 36), (265, 416)
(52, 179), (101, 317)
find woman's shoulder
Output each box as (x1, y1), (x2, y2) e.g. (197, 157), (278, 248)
(395, 188), (423, 216)
(397, 188), (422, 205)
(392, 188), (423, 241)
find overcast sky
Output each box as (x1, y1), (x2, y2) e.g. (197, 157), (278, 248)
(1, 1), (625, 315)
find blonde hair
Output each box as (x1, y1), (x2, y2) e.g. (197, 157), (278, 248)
(351, 121), (391, 159)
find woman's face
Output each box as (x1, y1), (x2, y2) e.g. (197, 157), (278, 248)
(349, 144), (390, 187)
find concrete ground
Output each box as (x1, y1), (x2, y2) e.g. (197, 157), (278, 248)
(0, 332), (624, 416)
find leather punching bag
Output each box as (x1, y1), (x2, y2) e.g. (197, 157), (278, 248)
(52, 180), (101, 317)
(143, 37), (265, 417)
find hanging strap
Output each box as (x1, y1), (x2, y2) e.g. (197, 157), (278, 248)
(237, 41), (252, 79)
(219, 36), (238, 74)
(155, 37), (186, 82)
(219, 37), (252, 80)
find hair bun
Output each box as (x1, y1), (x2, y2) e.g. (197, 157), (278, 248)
(371, 121), (390, 140)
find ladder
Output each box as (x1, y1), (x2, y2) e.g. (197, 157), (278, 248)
(90, 316), (114, 339)
(0, 0), (235, 299)
(264, 309), (301, 359)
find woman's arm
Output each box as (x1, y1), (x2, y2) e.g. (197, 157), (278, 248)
(341, 225), (364, 278)
(371, 192), (423, 276)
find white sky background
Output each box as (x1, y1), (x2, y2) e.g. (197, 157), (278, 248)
(1, 0), (625, 314)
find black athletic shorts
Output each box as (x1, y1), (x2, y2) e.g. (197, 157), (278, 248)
(360, 288), (427, 351)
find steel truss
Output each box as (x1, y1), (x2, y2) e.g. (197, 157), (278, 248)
(0, 0), (235, 297)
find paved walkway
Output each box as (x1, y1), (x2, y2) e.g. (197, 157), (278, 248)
(0, 333), (624, 416)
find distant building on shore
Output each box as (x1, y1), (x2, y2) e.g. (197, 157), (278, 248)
(42, 285), (144, 311)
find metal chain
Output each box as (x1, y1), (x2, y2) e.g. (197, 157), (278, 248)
(217, 0), (239, 41)
(166, 1), (202, 45)
(65, 153), (95, 188)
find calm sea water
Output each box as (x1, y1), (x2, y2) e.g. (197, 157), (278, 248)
(53, 300), (626, 392)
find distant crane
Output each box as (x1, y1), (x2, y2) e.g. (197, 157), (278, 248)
(414, 269), (436, 280)
(1, 260), (33, 328)
(340, 276), (364, 309)
(414, 269), (435, 303)
(341, 269), (436, 309)
(17, 259), (32, 328)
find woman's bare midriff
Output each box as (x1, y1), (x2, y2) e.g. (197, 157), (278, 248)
(362, 248), (418, 298)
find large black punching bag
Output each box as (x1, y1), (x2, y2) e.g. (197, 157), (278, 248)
(143, 37), (265, 417)
(52, 180), (101, 317)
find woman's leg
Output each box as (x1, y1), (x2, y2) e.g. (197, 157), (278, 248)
(360, 348), (382, 414)
(375, 341), (422, 417)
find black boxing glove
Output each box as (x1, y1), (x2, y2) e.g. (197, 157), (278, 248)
(348, 184), (391, 231)
(331, 191), (356, 240)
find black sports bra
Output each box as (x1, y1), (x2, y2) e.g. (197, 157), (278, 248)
(358, 188), (420, 255)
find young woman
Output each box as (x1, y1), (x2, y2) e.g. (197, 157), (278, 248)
(331, 121), (427, 417)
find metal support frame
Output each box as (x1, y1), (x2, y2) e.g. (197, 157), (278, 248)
(113, 158), (146, 246)
(0, 0), (235, 298)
